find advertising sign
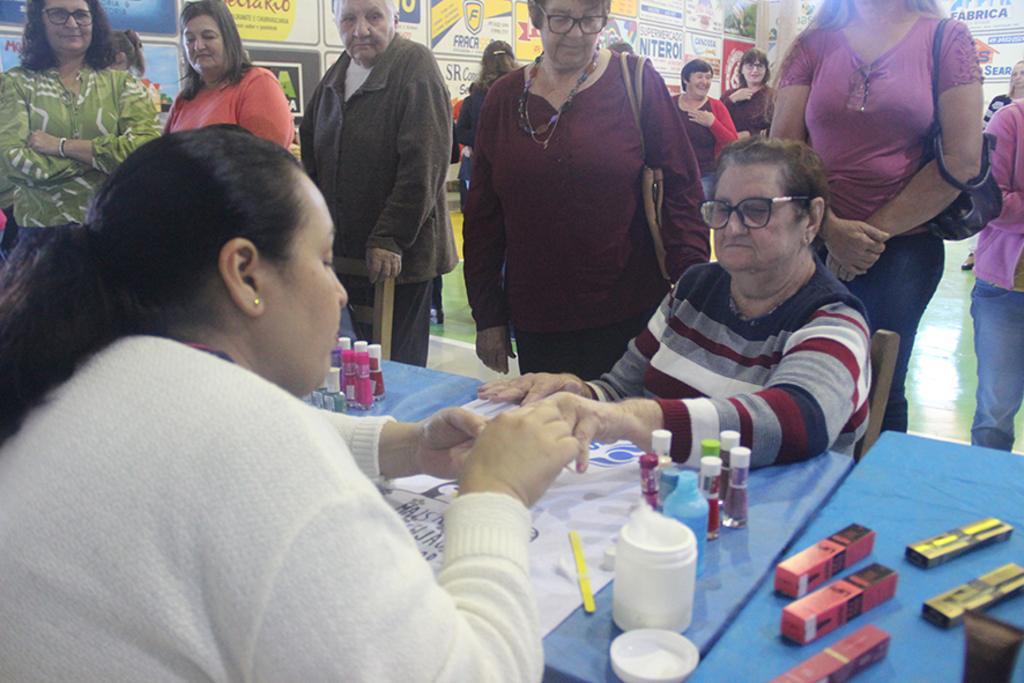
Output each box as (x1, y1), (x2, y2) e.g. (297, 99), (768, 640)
(724, 0), (756, 37)
(1, 32), (20, 71)
(941, 0), (1023, 34)
(431, 0), (512, 57)
(639, 0), (684, 25)
(322, 0), (428, 48)
(722, 37), (753, 91)
(228, 0), (318, 44)
(0, 0), (177, 33)
(686, 0), (724, 35)
(685, 29), (722, 96)
(611, 0), (638, 17)
(599, 16), (638, 49)
(439, 57), (480, 99)
(250, 47), (322, 122)
(637, 22), (685, 82)
(514, 1), (542, 60)
(142, 43), (181, 112)
(768, 0), (819, 41)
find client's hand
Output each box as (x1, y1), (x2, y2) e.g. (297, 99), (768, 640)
(536, 394), (665, 457)
(460, 403), (584, 507)
(477, 372), (593, 405)
(414, 407), (487, 480)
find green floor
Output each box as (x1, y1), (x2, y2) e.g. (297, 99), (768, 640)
(431, 239), (1024, 449)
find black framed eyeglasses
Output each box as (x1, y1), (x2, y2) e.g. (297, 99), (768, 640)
(535, 4), (607, 34)
(700, 196), (809, 230)
(43, 8), (92, 25)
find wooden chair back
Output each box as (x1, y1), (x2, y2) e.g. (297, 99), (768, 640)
(854, 329), (900, 462)
(333, 257), (394, 360)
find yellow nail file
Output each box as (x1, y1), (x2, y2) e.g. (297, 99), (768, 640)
(569, 530), (596, 613)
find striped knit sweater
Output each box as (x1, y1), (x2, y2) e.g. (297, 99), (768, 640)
(590, 260), (870, 469)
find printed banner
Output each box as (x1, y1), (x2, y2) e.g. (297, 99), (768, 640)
(228, 0), (318, 44)
(686, 0), (724, 35)
(686, 29), (722, 96)
(639, 0), (684, 24)
(0, 0), (177, 33)
(941, 0), (1024, 34)
(611, 0), (638, 17)
(249, 47), (322, 122)
(599, 16), (638, 49)
(722, 36), (753, 92)
(0, 0), (23, 25)
(1, 32), (20, 71)
(768, 0), (819, 42)
(514, 1), (542, 60)
(142, 43), (181, 113)
(322, 0), (428, 49)
(637, 21), (685, 84)
(438, 57), (480, 99)
(431, 0), (512, 58)
(724, 0), (756, 38)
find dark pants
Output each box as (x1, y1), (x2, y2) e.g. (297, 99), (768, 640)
(830, 232), (945, 434)
(340, 276), (433, 367)
(514, 305), (659, 380)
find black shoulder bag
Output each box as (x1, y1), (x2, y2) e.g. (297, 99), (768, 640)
(923, 18), (1002, 241)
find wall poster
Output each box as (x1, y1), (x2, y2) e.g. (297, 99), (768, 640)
(686, 0), (724, 35)
(722, 36), (753, 92)
(639, 0), (684, 26)
(249, 47), (322, 122)
(514, 1), (542, 60)
(723, 0), (756, 38)
(229, 0), (318, 44)
(637, 21), (685, 84)
(599, 16), (638, 49)
(431, 0), (512, 58)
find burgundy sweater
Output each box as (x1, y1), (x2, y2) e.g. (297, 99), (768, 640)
(463, 55), (710, 334)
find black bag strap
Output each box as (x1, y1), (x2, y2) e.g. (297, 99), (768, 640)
(929, 18), (995, 192)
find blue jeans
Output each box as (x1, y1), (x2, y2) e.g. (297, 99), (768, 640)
(971, 278), (1024, 450)
(833, 232), (945, 434)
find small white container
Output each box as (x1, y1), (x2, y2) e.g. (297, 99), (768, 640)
(613, 502), (697, 633)
(610, 629), (700, 683)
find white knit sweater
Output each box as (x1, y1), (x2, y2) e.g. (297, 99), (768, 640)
(0, 336), (541, 682)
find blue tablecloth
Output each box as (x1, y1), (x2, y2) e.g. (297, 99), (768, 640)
(543, 450), (856, 683)
(359, 361), (481, 422)
(690, 432), (1024, 683)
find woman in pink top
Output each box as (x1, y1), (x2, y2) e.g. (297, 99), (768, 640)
(164, 0), (294, 149)
(772, 0), (983, 434)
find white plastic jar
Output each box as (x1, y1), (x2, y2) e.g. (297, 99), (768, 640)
(613, 502), (697, 633)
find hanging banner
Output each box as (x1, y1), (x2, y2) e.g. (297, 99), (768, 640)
(941, 0), (1023, 33)
(639, 0), (684, 25)
(431, 0), (512, 57)
(722, 36), (753, 91)
(438, 57), (480, 99)
(686, 0), (724, 35)
(1, 32), (20, 70)
(0, 0), (177, 33)
(599, 16), (638, 48)
(228, 0), (318, 44)
(611, 0), (638, 17)
(142, 43), (181, 113)
(637, 21), (685, 83)
(513, 1), (542, 60)
(685, 29), (722, 96)
(767, 0), (818, 42)
(724, 0), (756, 38)
(322, 0), (428, 48)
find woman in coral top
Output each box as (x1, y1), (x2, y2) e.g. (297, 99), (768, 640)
(164, 0), (294, 149)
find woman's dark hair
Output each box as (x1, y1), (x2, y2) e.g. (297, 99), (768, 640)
(20, 0), (115, 71)
(737, 48), (769, 88)
(111, 28), (145, 76)
(0, 126), (305, 445)
(528, 0), (611, 30)
(472, 40), (515, 93)
(179, 0), (252, 100)
(680, 59), (713, 91)
(712, 137), (830, 216)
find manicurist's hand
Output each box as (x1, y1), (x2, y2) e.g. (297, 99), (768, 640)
(459, 403), (583, 508)
(412, 407), (487, 480)
(477, 372), (594, 405)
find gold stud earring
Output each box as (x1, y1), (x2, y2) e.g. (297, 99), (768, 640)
(254, 298), (260, 305)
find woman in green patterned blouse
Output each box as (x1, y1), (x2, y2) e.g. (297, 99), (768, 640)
(0, 0), (160, 232)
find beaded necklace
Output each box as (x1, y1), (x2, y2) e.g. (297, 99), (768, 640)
(518, 50), (598, 149)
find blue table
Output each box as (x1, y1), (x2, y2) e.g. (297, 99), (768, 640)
(690, 432), (1024, 683)
(360, 361), (481, 422)
(542, 451), (855, 682)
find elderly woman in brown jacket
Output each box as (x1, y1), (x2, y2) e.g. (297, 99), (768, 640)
(300, 0), (457, 366)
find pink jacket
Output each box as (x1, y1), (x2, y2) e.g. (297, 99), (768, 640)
(977, 99), (1024, 290)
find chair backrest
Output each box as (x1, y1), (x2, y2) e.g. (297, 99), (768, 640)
(333, 257), (394, 361)
(854, 329), (900, 462)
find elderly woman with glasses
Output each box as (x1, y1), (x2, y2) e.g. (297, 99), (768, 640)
(476, 138), (871, 469)
(771, 0), (983, 435)
(0, 0), (159, 232)
(463, 0), (709, 380)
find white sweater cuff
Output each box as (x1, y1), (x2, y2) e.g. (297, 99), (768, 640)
(442, 493), (531, 572)
(322, 413), (395, 479)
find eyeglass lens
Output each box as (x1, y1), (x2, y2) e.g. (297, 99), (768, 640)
(702, 199), (773, 229)
(45, 8), (92, 25)
(541, 7), (606, 34)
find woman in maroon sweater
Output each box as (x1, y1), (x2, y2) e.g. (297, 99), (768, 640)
(463, 0), (709, 379)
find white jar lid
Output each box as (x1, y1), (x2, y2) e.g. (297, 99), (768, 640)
(610, 629), (699, 683)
